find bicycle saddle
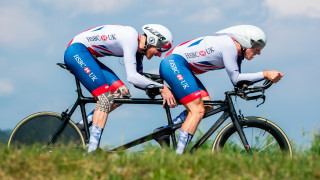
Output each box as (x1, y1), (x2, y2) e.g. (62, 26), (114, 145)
(57, 63), (72, 72)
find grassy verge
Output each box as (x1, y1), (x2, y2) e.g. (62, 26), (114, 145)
(2, 130), (320, 180)
(0, 145), (320, 180)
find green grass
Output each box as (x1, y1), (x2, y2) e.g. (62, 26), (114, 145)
(1, 144), (320, 180)
(1, 131), (320, 180)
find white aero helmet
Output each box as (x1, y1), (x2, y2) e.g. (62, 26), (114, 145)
(216, 25), (267, 50)
(142, 24), (173, 52)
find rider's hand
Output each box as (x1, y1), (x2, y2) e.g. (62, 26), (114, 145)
(160, 85), (177, 108)
(263, 70), (284, 83)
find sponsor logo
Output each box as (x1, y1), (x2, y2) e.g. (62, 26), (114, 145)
(169, 60), (180, 74)
(73, 54), (98, 82)
(144, 26), (166, 41)
(177, 74), (183, 81)
(199, 50), (206, 56)
(105, 34), (116, 40)
(205, 47), (214, 54)
(86, 34), (116, 42)
(185, 52), (199, 59)
(184, 47), (215, 59)
(101, 35), (108, 41)
(73, 55), (87, 68)
(195, 91), (201, 96)
(86, 35), (100, 42)
(84, 67), (91, 73)
(168, 60), (189, 89)
(89, 73), (98, 82)
(181, 80), (189, 89)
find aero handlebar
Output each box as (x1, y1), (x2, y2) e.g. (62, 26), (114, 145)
(228, 80), (273, 103)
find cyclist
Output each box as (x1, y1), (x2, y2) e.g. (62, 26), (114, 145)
(64, 24), (176, 152)
(156, 25), (284, 154)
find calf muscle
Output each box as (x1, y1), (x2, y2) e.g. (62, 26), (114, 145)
(95, 91), (114, 113)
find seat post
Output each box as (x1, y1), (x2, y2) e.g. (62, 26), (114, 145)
(74, 77), (84, 98)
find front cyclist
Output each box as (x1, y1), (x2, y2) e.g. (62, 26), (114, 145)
(64, 24), (175, 152)
(157, 25), (284, 154)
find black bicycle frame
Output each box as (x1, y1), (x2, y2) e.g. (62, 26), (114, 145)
(49, 75), (252, 153)
(111, 96), (252, 153)
(48, 76), (95, 145)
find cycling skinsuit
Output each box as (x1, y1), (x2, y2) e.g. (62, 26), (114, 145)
(159, 35), (264, 105)
(64, 25), (163, 98)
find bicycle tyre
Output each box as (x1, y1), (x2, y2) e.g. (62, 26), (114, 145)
(8, 112), (85, 148)
(212, 116), (292, 157)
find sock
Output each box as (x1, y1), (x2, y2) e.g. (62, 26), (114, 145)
(87, 124), (103, 153)
(78, 110), (94, 125)
(176, 129), (193, 154)
(162, 110), (187, 127)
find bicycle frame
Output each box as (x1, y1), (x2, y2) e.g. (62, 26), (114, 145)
(49, 75), (253, 154)
(112, 95), (251, 153)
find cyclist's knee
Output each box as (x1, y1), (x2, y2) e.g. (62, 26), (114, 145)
(185, 98), (205, 119)
(188, 105), (205, 120)
(205, 105), (214, 111)
(95, 91), (114, 113)
(113, 85), (130, 98)
(202, 96), (213, 111)
(111, 85), (130, 109)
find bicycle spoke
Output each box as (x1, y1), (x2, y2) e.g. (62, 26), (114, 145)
(256, 130), (269, 149)
(257, 141), (277, 153)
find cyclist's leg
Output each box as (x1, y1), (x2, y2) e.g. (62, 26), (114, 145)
(78, 110), (94, 125)
(64, 43), (113, 152)
(182, 98), (205, 135)
(96, 60), (130, 111)
(76, 86), (128, 128)
(160, 54), (205, 153)
(158, 61), (211, 128)
(194, 75), (213, 112)
(76, 60), (129, 125)
(181, 75), (212, 134)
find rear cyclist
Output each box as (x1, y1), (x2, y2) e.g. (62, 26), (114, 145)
(64, 24), (176, 152)
(156, 25), (284, 154)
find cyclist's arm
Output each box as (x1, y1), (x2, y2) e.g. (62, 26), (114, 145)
(222, 45), (264, 86)
(121, 30), (163, 89)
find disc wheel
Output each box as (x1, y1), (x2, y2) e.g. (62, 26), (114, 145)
(8, 112), (85, 148)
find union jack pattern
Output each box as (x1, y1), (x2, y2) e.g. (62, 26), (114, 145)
(188, 61), (222, 74)
(88, 45), (113, 57)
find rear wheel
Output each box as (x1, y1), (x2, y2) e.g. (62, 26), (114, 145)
(212, 116), (292, 157)
(8, 112), (85, 148)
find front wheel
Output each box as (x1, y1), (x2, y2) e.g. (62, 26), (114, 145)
(8, 112), (85, 148)
(212, 116), (292, 157)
